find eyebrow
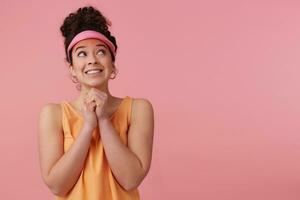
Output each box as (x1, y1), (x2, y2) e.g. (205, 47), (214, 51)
(74, 44), (107, 52)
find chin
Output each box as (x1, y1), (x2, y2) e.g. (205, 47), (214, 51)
(85, 80), (107, 88)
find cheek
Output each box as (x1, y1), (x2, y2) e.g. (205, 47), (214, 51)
(73, 66), (85, 76)
(72, 57), (82, 64)
(72, 59), (85, 69)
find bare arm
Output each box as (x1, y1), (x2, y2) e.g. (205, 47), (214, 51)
(38, 103), (94, 196)
(98, 98), (154, 190)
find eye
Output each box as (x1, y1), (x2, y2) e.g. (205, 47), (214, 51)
(77, 51), (86, 57)
(97, 49), (106, 55)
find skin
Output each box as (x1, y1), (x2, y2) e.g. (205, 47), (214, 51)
(38, 38), (154, 196)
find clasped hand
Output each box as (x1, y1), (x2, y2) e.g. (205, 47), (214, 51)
(81, 88), (109, 128)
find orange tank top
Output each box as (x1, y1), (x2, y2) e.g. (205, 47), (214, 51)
(56, 96), (140, 200)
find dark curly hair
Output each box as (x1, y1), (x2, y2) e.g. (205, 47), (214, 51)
(60, 6), (118, 65)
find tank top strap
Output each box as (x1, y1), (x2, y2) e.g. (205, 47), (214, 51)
(59, 101), (76, 138)
(125, 96), (133, 126)
(109, 96), (132, 127)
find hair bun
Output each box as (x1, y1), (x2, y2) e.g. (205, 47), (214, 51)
(60, 5), (118, 63)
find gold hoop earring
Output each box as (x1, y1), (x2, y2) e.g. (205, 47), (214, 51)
(69, 74), (81, 91)
(110, 71), (117, 79)
(75, 83), (81, 91)
(71, 75), (78, 83)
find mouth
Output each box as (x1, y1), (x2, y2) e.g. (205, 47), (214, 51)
(85, 68), (104, 75)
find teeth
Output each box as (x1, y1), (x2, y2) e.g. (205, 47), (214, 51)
(86, 69), (102, 74)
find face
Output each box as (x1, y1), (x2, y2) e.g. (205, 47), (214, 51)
(69, 38), (115, 89)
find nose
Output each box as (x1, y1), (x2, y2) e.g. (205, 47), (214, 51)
(87, 52), (98, 65)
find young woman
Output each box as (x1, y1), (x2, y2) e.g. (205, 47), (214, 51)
(38, 6), (154, 200)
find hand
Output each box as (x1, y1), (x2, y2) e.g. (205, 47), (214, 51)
(85, 88), (110, 120)
(81, 97), (98, 129)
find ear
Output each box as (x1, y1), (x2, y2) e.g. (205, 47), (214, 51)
(112, 64), (119, 75)
(112, 63), (116, 71)
(63, 57), (71, 67)
(68, 65), (76, 77)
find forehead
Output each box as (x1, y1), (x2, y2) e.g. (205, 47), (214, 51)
(73, 38), (107, 49)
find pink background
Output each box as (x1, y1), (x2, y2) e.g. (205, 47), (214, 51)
(1, 0), (300, 199)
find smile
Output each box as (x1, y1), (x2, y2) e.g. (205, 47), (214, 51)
(85, 69), (103, 75)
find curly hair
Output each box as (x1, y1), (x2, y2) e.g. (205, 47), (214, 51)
(60, 6), (118, 65)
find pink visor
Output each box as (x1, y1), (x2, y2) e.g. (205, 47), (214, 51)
(67, 30), (116, 61)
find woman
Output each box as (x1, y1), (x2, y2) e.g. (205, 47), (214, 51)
(38, 6), (154, 200)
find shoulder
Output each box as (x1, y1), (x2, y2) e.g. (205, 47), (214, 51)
(130, 98), (154, 122)
(39, 103), (61, 116)
(131, 98), (153, 112)
(39, 103), (62, 126)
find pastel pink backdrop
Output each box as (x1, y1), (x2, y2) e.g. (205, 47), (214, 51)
(0, 0), (300, 199)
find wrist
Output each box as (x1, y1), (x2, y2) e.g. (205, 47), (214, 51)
(83, 123), (96, 132)
(98, 116), (110, 124)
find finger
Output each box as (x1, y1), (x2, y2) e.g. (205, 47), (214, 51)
(87, 101), (97, 111)
(90, 95), (104, 107)
(83, 101), (87, 112)
(95, 91), (107, 99)
(86, 93), (103, 106)
(93, 93), (106, 103)
(85, 89), (96, 101)
(96, 101), (103, 107)
(83, 101), (93, 112)
(85, 95), (96, 104)
(93, 93), (107, 106)
(90, 89), (107, 99)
